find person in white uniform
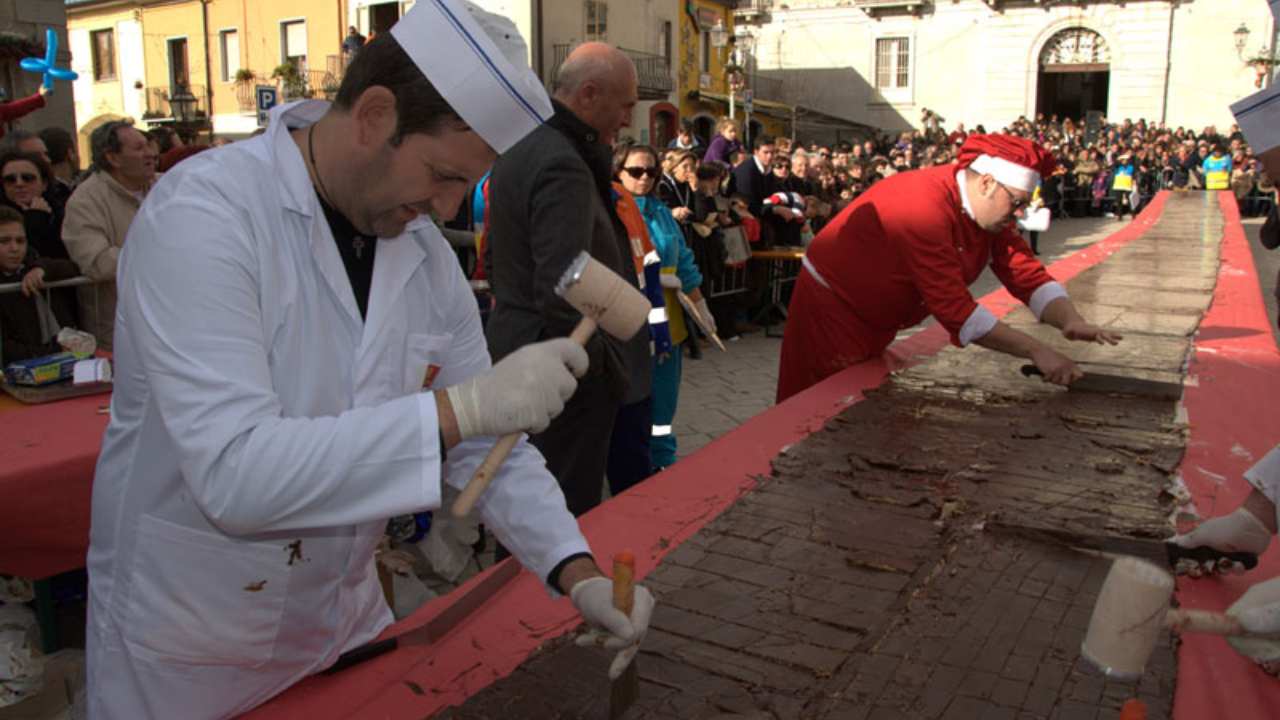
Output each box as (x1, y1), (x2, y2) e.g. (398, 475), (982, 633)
(84, 2), (655, 717)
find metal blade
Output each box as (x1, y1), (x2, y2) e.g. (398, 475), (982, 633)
(324, 558), (521, 674)
(986, 520), (1259, 571)
(609, 662), (639, 719)
(1019, 364), (1183, 401)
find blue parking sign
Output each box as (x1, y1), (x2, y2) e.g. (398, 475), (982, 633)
(255, 85), (279, 127)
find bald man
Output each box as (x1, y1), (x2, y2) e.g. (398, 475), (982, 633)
(484, 43), (649, 523)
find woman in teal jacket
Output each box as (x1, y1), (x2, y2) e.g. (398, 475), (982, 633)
(615, 143), (714, 470)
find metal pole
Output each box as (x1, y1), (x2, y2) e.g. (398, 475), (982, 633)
(729, 89), (735, 120)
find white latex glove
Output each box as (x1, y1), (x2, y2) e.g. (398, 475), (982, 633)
(1226, 578), (1280, 671)
(445, 338), (588, 439)
(1171, 507), (1272, 577)
(694, 297), (716, 335)
(1229, 577), (1280, 637)
(659, 273), (682, 290)
(569, 577), (656, 679)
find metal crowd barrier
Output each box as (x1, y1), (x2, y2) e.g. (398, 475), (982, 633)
(0, 277), (106, 365)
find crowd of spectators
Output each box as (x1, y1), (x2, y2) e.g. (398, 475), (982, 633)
(629, 111), (1278, 344)
(662, 112), (1276, 243)
(2, 89), (1274, 370)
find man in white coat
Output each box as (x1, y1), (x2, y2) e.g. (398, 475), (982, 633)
(85, 2), (654, 717)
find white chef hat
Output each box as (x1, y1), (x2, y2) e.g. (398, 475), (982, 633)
(390, 0), (552, 153)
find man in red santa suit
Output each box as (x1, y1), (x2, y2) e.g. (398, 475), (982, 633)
(777, 134), (1121, 403)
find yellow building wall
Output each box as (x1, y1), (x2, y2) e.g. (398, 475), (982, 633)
(238, 0), (343, 84)
(676, 0), (732, 123)
(138, 2), (207, 119)
(674, 2), (786, 141)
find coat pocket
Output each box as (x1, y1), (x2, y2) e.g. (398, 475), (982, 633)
(402, 332), (452, 393)
(120, 515), (289, 667)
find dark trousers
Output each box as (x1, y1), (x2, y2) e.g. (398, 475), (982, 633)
(529, 373), (620, 517)
(607, 396), (653, 497)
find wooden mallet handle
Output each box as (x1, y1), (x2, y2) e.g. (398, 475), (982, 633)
(613, 551), (636, 616)
(1166, 609), (1245, 636)
(450, 316), (599, 518)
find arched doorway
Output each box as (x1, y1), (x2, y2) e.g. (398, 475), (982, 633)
(77, 113), (130, 172)
(649, 103), (679, 149)
(1035, 28), (1109, 123)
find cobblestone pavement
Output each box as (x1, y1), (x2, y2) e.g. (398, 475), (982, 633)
(441, 193), (1217, 720)
(418, 216), (1163, 598)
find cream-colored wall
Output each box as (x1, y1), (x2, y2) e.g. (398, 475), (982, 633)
(751, 0), (1273, 134)
(68, 5), (141, 160)
(1165, 0), (1275, 131)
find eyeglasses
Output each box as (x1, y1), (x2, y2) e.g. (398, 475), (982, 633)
(997, 183), (1030, 212)
(621, 166), (659, 179)
(773, 164), (790, 170)
(2, 173), (37, 184)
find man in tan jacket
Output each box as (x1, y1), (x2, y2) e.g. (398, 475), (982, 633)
(62, 120), (156, 350)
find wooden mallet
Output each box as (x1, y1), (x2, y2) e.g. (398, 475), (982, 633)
(451, 251), (650, 517)
(1081, 556), (1255, 679)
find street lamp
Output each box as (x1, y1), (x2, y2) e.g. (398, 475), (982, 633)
(710, 19), (728, 49)
(1235, 23), (1251, 59)
(170, 87), (197, 123)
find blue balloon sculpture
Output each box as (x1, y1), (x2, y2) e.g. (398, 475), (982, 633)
(19, 28), (79, 92)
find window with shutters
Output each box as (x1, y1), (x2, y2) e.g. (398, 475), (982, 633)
(281, 20), (308, 72)
(91, 29), (116, 82)
(875, 37), (910, 90)
(219, 30), (240, 82)
(585, 1), (607, 41)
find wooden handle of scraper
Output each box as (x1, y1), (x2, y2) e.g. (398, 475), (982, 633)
(451, 316), (600, 518)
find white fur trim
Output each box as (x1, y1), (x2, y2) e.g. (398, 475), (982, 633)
(969, 154), (1039, 193)
(802, 255), (831, 289)
(1028, 282), (1068, 320)
(958, 304), (999, 346)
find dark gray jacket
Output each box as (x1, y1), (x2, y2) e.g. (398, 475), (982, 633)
(484, 101), (650, 404)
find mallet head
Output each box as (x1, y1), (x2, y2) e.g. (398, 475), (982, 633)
(1081, 557), (1175, 680)
(555, 251), (649, 341)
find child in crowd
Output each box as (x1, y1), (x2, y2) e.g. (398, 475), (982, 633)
(0, 206), (78, 364)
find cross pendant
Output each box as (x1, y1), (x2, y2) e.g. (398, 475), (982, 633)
(352, 237), (366, 260)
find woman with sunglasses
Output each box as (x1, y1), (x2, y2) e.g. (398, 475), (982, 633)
(0, 150), (71, 262)
(614, 143), (712, 472)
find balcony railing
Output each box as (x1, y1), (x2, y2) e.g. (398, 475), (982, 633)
(551, 43), (674, 100)
(232, 57), (345, 112)
(143, 85), (208, 122)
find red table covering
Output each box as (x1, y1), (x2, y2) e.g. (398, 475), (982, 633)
(0, 394), (107, 579)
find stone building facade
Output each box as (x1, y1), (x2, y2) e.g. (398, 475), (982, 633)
(741, 0), (1275, 136)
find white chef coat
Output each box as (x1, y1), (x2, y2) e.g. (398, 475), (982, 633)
(84, 100), (590, 719)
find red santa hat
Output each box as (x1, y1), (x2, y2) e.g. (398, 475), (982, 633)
(956, 134), (1056, 193)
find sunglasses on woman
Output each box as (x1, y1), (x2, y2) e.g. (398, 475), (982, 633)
(621, 166), (660, 179)
(2, 173), (37, 184)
